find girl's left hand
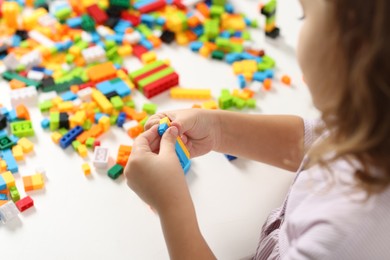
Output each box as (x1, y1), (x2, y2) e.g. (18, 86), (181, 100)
(125, 124), (193, 214)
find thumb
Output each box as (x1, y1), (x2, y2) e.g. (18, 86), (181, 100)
(159, 126), (179, 155)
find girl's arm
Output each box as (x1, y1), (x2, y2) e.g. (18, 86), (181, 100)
(215, 111), (305, 172)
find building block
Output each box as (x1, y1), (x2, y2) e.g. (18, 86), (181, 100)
(10, 86), (38, 107)
(0, 135), (15, 150)
(1, 149), (18, 173)
(261, 0), (280, 38)
(15, 196), (34, 212)
(0, 201), (19, 224)
(77, 144), (88, 158)
(107, 164), (123, 180)
(0, 175), (6, 190)
(59, 126), (84, 149)
(116, 145), (131, 166)
(170, 87), (212, 99)
(12, 144), (24, 161)
(82, 163), (91, 175)
(92, 90), (113, 114)
(225, 154), (237, 161)
(87, 62), (116, 83)
(158, 117), (191, 174)
(10, 120), (35, 137)
(142, 103), (157, 115)
(23, 173), (44, 191)
(17, 137), (34, 154)
(93, 146), (109, 168)
(9, 186), (20, 202)
(0, 160), (7, 172)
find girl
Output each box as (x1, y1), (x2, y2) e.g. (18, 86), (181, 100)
(125, 0), (390, 259)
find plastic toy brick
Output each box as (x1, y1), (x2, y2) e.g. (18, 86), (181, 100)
(107, 164), (123, 180)
(86, 4), (108, 24)
(2, 71), (40, 88)
(12, 145), (24, 161)
(142, 103), (157, 115)
(9, 186), (20, 202)
(93, 147), (109, 169)
(0, 135), (15, 150)
(23, 173), (44, 191)
(0, 175), (6, 191)
(59, 126), (84, 149)
(77, 144), (88, 158)
(15, 104), (30, 120)
(281, 75), (291, 86)
(10, 120), (34, 137)
(0, 114), (6, 130)
(72, 140), (81, 151)
(116, 145), (131, 166)
(128, 124), (143, 138)
(82, 163), (91, 176)
(87, 62), (117, 83)
(143, 72), (179, 98)
(1, 171), (15, 189)
(129, 60), (166, 81)
(138, 66), (175, 92)
(1, 149), (18, 173)
(15, 196), (34, 212)
(92, 90), (113, 114)
(41, 78), (83, 93)
(0, 160), (7, 172)
(170, 87), (212, 99)
(85, 137), (95, 148)
(10, 86), (38, 107)
(0, 201), (19, 224)
(110, 96), (124, 110)
(51, 132), (62, 144)
(98, 116), (110, 132)
(116, 112), (126, 127)
(141, 51), (157, 64)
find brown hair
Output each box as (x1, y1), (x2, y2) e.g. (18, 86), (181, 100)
(308, 0), (390, 194)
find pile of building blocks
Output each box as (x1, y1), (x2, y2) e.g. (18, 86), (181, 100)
(158, 117), (191, 174)
(0, 104), (43, 224)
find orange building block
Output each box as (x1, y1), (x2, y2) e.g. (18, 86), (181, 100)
(116, 145), (132, 166)
(263, 79), (272, 91)
(128, 125), (143, 139)
(281, 75), (291, 86)
(16, 104), (30, 120)
(10, 79), (26, 90)
(87, 62), (117, 82)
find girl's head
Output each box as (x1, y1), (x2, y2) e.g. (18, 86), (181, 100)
(297, 0), (390, 192)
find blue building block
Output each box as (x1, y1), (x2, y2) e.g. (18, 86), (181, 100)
(59, 126), (84, 149)
(12, 35), (21, 47)
(140, 38), (153, 50)
(0, 130), (7, 138)
(0, 193), (7, 200)
(155, 17), (166, 26)
(67, 17), (82, 28)
(225, 53), (242, 64)
(0, 176), (6, 190)
(175, 142), (191, 174)
(141, 14), (155, 27)
(61, 91), (77, 101)
(253, 72), (267, 82)
(96, 80), (116, 95)
(158, 123), (169, 136)
(9, 135), (19, 144)
(224, 154), (237, 161)
(114, 81), (131, 97)
(41, 118), (50, 129)
(116, 112), (126, 127)
(225, 3), (234, 13)
(264, 69), (274, 79)
(7, 110), (17, 122)
(238, 74), (246, 89)
(1, 149), (18, 173)
(189, 41), (203, 52)
(192, 25), (204, 37)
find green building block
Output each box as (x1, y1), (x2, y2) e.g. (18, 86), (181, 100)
(139, 116), (149, 127)
(129, 60), (165, 80)
(2, 71), (40, 88)
(110, 0), (130, 9)
(138, 67), (175, 92)
(142, 103), (157, 115)
(211, 50), (225, 60)
(210, 5), (224, 19)
(81, 15), (96, 32)
(82, 119), (92, 130)
(0, 136), (15, 150)
(72, 140), (81, 151)
(233, 97), (246, 110)
(10, 186), (20, 202)
(110, 115), (118, 125)
(50, 112), (60, 131)
(246, 99), (256, 108)
(204, 19), (219, 39)
(219, 95), (233, 110)
(10, 121), (35, 137)
(85, 137), (95, 148)
(110, 96), (124, 110)
(212, 0), (226, 6)
(125, 100), (135, 108)
(58, 128), (68, 136)
(55, 7), (72, 20)
(108, 164), (124, 180)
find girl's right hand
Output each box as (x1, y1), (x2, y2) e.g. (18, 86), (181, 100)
(144, 109), (221, 158)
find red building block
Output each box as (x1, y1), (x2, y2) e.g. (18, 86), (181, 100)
(132, 45), (149, 59)
(133, 64), (168, 88)
(15, 196), (34, 212)
(143, 72), (179, 98)
(86, 4), (108, 24)
(121, 11), (141, 26)
(138, 0), (166, 13)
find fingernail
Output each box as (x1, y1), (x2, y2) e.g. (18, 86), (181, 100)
(169, 126), (178, 137)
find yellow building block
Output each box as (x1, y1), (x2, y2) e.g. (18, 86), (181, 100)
(12, 145), (24, 161)
(175, 33), (189, 46)
(82, 163), (91, 176)
(1, 171), (15, 189)
(170, 87), (212, 99)
(51, 96), (63, 106)
(92, 90), (113, 114)
(2, 2), (19, 29)
(141, 51), (157, 64)
(18, 137), (34, 153)
(176, 137), (190, 159)
(159, 117), (171, 127)
(118, 45), (132, 56)
(77, 145), (88, 158)
(98, 116), (110, 132)
(51, 132), (63, 144)
(70, 110), (86, 126)
(202, 100), (218, 110)
(31, 173), (45, 190)
(199, 46), (211, 57)
(233, 60), (257, 75)
(58, 101), (74, 112)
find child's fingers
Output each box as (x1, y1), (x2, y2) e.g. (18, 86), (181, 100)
(132, 125), (160, 154)
(159, 126), (179, 155)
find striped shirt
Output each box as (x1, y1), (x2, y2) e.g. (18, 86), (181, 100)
(253, 120), (390, 259)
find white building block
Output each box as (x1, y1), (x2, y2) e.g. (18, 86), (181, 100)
(10, 86), (38, 107)
(96, 25), (113, 37)
(28, 30), (55, 47)
(93, 147), (109, 169)
(39, 91), (58, 102)
(122, 120), (138, 132)
(72, 98), (82, 107)
(3, 53), (20, 71)
(20, 50), (42, 69)
(38, 14), (57, 28)
(0, 201), (19, 224)
(27, 70), (45, 81)
(124, 31), (142, 45)
(81, 45), (107, 64)
(77, 87), (92, 102)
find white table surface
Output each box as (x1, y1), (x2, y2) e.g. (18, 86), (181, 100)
(0, 1), (317, 259)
